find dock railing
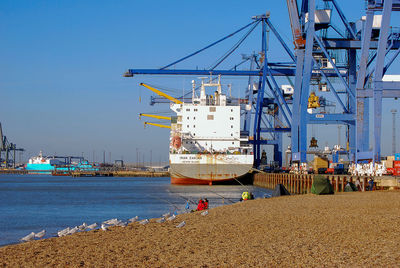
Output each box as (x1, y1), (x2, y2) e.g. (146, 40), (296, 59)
(253, 173), (373, 194)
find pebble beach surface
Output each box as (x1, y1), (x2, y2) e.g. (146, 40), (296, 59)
(1, 191), (399, 267)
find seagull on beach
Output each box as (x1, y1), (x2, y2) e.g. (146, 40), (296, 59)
(86, 223), (97, 230)
(139, 219), (149, 225)
(34, 230), (46, 239)
(58, 227), (71, 237)
(20, 232), (35, 242)
(116, 221), (128, 227)
(162, 212), (171, 218)
(176, 221), (186, 228)
(101, 224), (108, 231)
(67, 226), (79, 235)
(167, 214), (176, 221)
(156, 217), (165, 223)
(78, 223), (87, 231)
(103, 218), (119, 225)
(128, 216), (139, 223)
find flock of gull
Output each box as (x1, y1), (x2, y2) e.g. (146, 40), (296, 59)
(20, 210), (209, 243)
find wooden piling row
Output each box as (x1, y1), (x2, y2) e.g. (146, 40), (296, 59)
(253, 173), (371, 194)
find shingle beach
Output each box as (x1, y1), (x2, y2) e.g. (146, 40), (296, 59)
(1, 191), (399, 267)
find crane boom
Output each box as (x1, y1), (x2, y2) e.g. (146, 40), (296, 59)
(139, 114), (171, 120)
(144, 122), (171, 129)
(286, 0), (305, 48)
(140, 83), (183, 104)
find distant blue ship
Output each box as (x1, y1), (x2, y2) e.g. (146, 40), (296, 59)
(25, 151), (98, 174)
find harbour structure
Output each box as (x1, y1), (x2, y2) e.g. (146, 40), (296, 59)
(124, 0), (400, 171)
(0, 122), (24, 169)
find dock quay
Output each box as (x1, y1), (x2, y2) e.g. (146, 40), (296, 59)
(0, 169), (169, 177)
(254, 173), (400, 194)
(0, 169), (28, 175)
(68, 170), (169, 177)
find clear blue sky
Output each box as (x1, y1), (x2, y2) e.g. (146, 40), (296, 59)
(0, 0), (399, 163)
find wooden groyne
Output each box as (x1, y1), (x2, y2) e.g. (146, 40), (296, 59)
(253, 173), (379, 194)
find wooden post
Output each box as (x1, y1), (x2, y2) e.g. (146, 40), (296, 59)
(290, 175), (293, 194)
(335, 176), (338, 192)
(362, 177), (366, 191)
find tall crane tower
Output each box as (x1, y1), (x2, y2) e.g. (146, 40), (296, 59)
(391, 109), (397, 155)
(0, 123), (24, 168)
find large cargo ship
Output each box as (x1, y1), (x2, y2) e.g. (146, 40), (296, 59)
(169, 76), (253, 184)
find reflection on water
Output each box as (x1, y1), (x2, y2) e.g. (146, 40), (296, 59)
(0, 175), (271, 246)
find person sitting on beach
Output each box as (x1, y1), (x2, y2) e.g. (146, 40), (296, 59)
(196, 199), (206, 211)
(204, 198), (209, 209)
(249, 192), (255, 200)
(240, 191), (250, 201)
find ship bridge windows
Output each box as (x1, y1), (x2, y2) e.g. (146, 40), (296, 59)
(194, 108), (198, 112)
(230, 117), (234, 120)
(186, 108), (190, 111)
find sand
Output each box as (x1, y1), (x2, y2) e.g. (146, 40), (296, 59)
(1, 191), (399, 267)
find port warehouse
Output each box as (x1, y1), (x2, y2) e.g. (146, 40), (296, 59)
(2, 0), (400, 181)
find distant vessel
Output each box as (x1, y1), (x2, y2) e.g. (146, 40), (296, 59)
(25, 151), (98, 174)
(169, 76), (253, 185)
(25, 151), (62, 174)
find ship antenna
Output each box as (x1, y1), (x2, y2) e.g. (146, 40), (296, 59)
(191, 80), (195, 102)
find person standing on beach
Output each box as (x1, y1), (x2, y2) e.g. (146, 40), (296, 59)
(204, 198), (209, 209)
(355, 178), (362, 191)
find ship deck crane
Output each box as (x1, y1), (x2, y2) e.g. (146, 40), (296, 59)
(144, 122), (171, 129)
(139, 114), (171, 121)
(139, 83), (183, 104)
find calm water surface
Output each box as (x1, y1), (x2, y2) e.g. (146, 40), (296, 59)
(0, 175), (270, 246)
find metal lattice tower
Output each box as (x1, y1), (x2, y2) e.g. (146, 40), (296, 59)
(391, 109), (397, 155)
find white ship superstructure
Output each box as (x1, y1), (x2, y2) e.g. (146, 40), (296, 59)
(169, 76), (253, 184)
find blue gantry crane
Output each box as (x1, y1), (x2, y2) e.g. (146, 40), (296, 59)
(124, 0), (400, 168)
(0, 122), (24, 168)
(289, 0), (400, 164)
